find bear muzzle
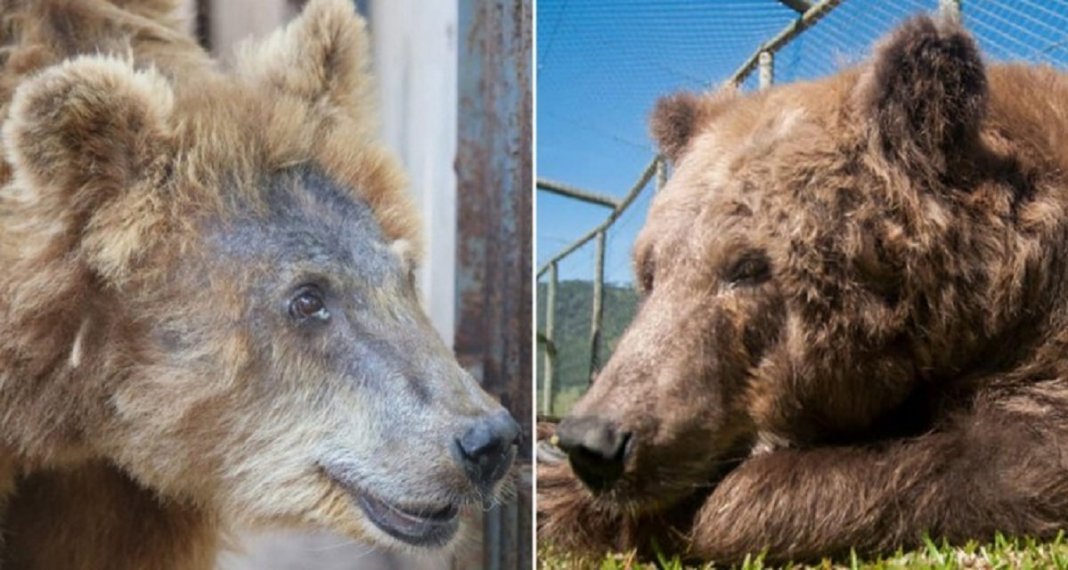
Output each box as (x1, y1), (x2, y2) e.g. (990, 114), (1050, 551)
(451, 410), (521, 491)
(555, 415), (634, 492)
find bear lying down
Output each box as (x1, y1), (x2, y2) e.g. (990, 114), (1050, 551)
(540, 15), (1068, 564)
(0, 0), (517, 568)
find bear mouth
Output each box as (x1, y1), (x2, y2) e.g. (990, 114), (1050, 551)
(356, 492), (460, 547)
(320, 465), (460, 547)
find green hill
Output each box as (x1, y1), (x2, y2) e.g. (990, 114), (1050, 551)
(536, 280), (639, 416)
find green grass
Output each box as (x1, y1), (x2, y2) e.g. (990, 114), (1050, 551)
(539, 532), (1068, 569)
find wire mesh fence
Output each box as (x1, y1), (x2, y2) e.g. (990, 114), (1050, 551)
(536, 0), (1068, 419)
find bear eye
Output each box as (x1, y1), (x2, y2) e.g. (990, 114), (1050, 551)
(289, 286), (330, 322)
(725, 253), (771, 285)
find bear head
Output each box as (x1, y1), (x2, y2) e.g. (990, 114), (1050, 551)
(0, 0), (517, 551)
(554, 16), (1059, 515)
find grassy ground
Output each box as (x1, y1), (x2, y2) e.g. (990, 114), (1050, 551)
(539, 533), (1068, 569)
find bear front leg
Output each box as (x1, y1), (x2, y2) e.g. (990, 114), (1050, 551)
(690, 406), (1068, 564)
(537, 449), (630, 554)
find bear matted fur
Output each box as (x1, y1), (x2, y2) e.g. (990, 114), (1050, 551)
(539, 16), (1068, 564)
(0, 1), (518, 568)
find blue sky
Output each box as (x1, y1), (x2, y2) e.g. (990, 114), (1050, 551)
(536, 0), (1068, 285)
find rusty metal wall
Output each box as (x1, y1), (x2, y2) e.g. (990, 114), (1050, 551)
(455, 0), (533, 568)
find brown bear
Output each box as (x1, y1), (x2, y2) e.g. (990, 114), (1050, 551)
(0, 1), (519, 568)
(538, 15), (1068, 564)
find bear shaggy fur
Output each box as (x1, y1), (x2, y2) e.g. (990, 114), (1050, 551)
(0, 1), (517, 568)
(539, 15), (1068, 564)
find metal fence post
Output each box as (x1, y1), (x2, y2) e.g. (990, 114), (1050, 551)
(759, 50), (774, 90)
(588, 230), (606, 384)
(727, 0), (843, 87)
(940, 0), (961, 21)
(456, 0), (532, 567)
(542, 263), (557, 416)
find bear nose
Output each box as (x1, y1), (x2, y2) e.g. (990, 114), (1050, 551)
(555, 416), (631, 492)
(453, 411), (520, 489)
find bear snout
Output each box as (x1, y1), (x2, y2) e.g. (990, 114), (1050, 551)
(450, 410), (520, 491)
(554, 415), (633, 492)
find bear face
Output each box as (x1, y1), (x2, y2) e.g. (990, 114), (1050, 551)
(103, 168), (514, 549)
(553, 16), (1060, 518)
(0, 0), (517, 552)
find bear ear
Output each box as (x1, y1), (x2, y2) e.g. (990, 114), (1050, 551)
(855, 16), (987, 179)
(650, 89), (735, 162)
(235, 0), (372, 120)
(4, 56), (174, 210)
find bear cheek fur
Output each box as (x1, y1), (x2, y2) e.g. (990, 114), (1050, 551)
(95, 266), (309, 509)
(731, 165), (922, 447)
(93, 240), (333, 507)
(98, 274), (383, 535)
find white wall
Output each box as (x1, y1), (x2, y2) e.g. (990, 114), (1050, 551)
(208, 1), (297, 54)
(175, 0), (196, 35)
(368, 0), (459, 344)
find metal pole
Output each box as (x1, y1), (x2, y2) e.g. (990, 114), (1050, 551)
(194, 0), (212, 49)
(655, 156), (667, 191)
(542, 263), (557, 416)
(456, 0), (531, 567)
(727, 0), (843, 87)
(588, 230), (606, 384)
(759, 50), (774, 90)
(537, 156), (659, 277)
(940, 0), (961, 21)
(537, 179), (620, 209)
(777, 0), (811, 12)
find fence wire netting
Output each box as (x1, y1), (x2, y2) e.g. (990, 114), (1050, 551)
(536, 0), (1068, 417)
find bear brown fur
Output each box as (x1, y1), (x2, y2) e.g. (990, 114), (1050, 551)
(0, 1), (517, 568)
(539, 16), (1068, 564)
